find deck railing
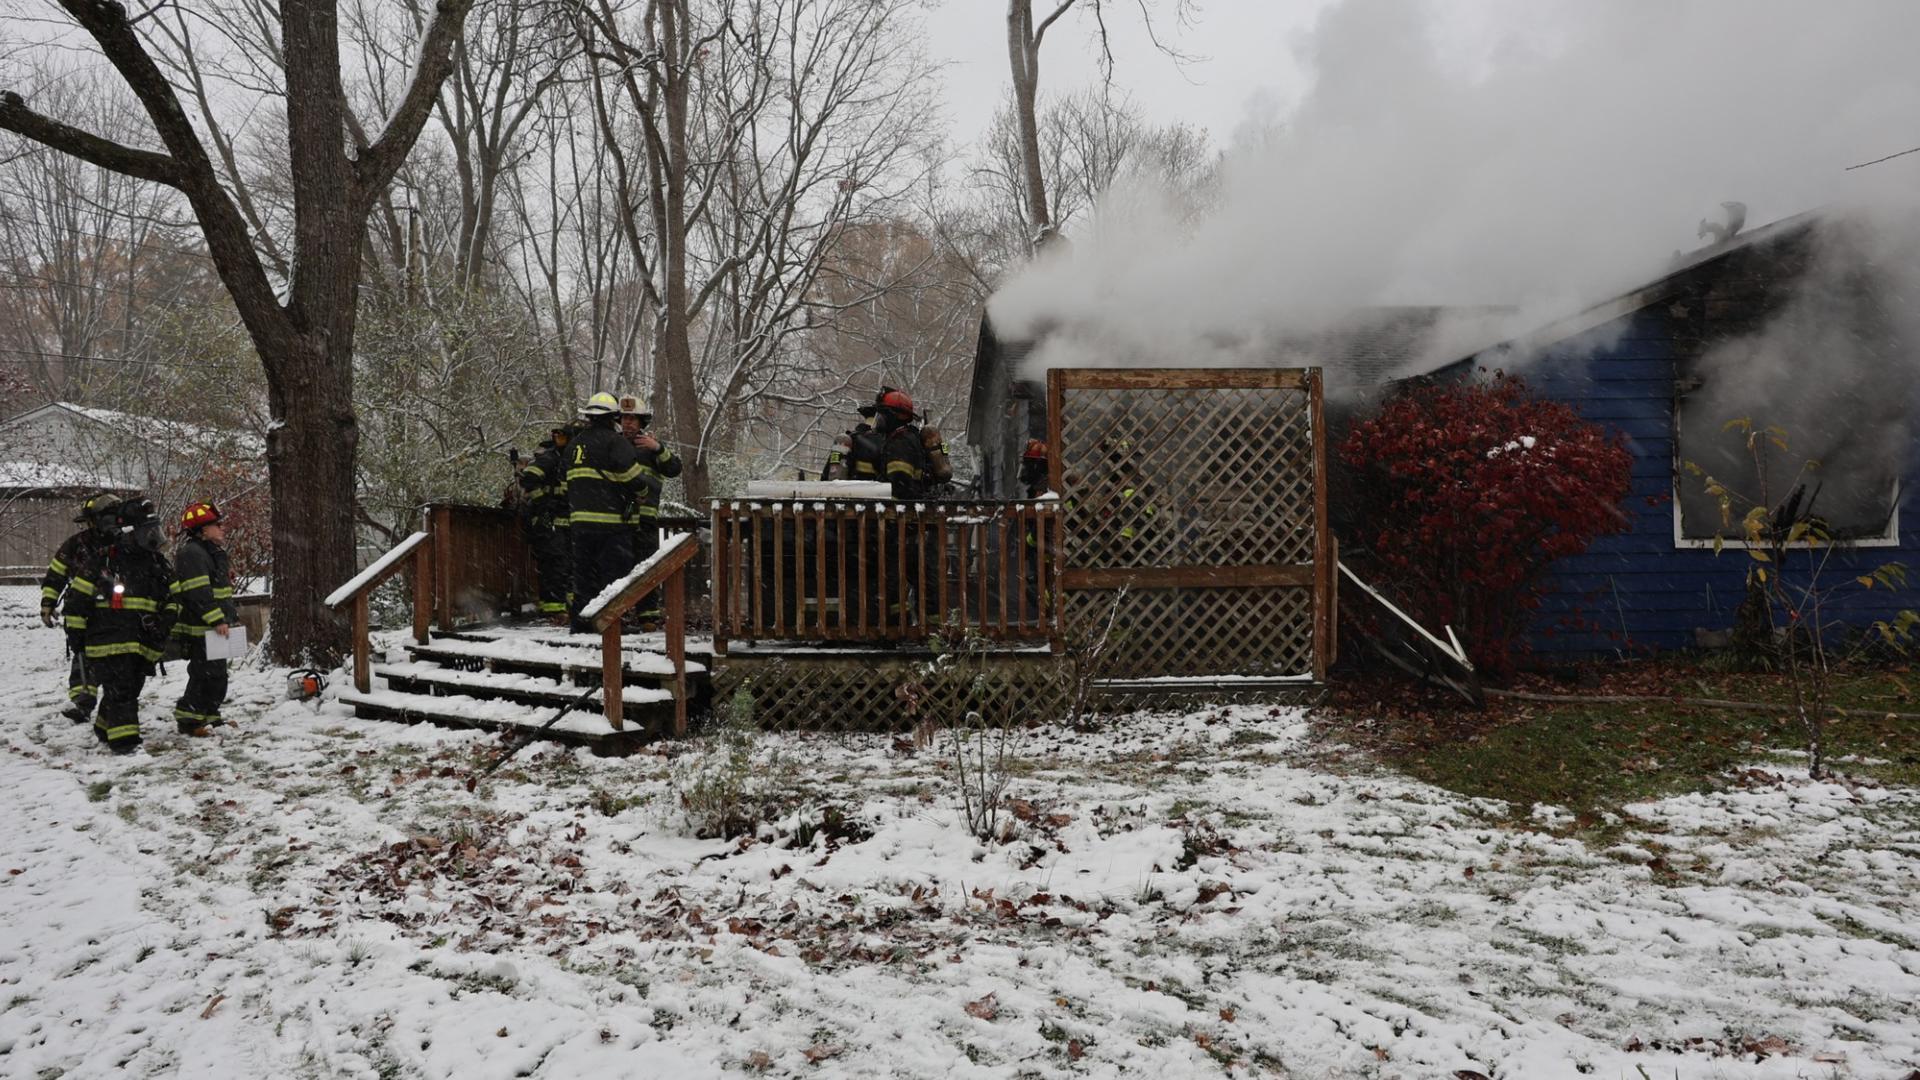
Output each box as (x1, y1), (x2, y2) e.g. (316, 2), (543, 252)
(323, 529), (432, 693)
(709, 498), (1065, 654)
(580, 533), (699, 735)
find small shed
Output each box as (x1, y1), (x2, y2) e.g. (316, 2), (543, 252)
(0, 462), (135, 573)
(0, 401), (262, 573)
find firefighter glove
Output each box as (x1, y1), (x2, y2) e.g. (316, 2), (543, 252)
(39, 605), (56, 628)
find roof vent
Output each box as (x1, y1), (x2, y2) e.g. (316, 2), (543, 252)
(1698, 201), (1747, 244)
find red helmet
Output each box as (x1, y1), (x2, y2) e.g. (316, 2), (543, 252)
(1022, 438), (1048, 460)
(878, 389), (915, 420)
(179, 501), (221, 533)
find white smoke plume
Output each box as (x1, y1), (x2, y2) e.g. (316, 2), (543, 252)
(987, 0), (1920, 389)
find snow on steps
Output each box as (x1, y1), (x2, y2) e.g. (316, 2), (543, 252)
(442, 625), (715, 656)
(343, 622), (702, 749)
(336, 687), (658, 748)
(407, 634), (707, 681)
(376, 660), (673, 710)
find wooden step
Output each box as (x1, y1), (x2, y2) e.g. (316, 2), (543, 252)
(440, 625), (716, 656)
(375, 660), (674, 712)
(338, 687), (664, 751)
(405, 636), (706, 688)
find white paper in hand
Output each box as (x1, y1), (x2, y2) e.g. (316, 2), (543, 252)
(203, 624), (248, 661)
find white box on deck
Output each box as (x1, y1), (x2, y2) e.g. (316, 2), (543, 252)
(741, 480), (893, 500)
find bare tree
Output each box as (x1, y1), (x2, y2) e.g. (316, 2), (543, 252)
(577, 0), (941, 501)
(0, 0), (477, 664)
(1003, 0), (1194, 253)
(961, 87), (1213, 289)
(0, 67), (215, 400)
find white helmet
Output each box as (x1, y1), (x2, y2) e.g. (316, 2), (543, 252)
(581, 391), (619, 417)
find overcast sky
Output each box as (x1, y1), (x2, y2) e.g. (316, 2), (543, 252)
(922, 1), (1340, 152)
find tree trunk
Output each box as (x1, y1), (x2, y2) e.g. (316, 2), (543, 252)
(655, 0), (709, 505)
(1007, 2), (1052, 241)
(262, 340), (359, 662)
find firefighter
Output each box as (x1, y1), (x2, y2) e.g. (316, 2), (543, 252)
(1019, 439), (1049, 499)
(70, 498), (173, 754)
(870, 389), (933, 628)
(618, 395), (682, 627)
(843, 387), (898, 483)
(874, 389), (931, 499)
(821, 423), (868, 481)
(168, 502), (236, 736)
(518, 423), (576, 622)
(1019, 440), (1051, 615)
(39, 495), (121, 723)
(1103, 438), (1157, 560)
(566, 392), (649, 633)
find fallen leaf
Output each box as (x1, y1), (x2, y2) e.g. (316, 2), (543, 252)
(802, 1044), (843, 1064)
(964, 993), (999, 1021)
(746, 1050), (774, 1070)
(1454, 1071), (1491, 1080)
(6, 868), (21, 876)
(497, 1027), (509, 1038)
(199, 993), (225, 1019)
(1067, 1040), (1085, 1060)
(1462, 866), (1476, 879)
(1373, 1046), (1389, 1061)
(1219, 1007), (1236, 1022)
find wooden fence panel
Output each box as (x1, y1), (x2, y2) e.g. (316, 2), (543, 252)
(1048, 368), (1328, 681)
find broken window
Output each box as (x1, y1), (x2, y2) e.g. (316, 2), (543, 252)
(1673, 262), (1910, 544)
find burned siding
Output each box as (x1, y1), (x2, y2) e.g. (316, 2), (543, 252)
(1504, 229), (1920, 655)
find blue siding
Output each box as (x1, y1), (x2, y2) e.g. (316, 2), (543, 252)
(1509, 306), (1920, 656)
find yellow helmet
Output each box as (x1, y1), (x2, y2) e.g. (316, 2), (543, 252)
(582, 391), (619, 417)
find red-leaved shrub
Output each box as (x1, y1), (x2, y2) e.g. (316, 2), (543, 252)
(1339, 372), (1632, 677)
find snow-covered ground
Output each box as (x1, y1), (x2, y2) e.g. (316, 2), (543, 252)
(1, 586), (1915, 1079)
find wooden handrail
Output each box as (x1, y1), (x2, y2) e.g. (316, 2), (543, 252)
(581, 533), (699, 736)
(324, 529), (433, 693)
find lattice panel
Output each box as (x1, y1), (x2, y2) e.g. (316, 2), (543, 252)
(1057, 385), (1316, 571)
(714, 653), (1070, 733)
(1066, 586), (1316, 678)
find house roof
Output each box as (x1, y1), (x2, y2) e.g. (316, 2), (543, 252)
(1409, 210), (1824, 383)
(976, 305), (1512, 390)
(0, 460), (132, 492)
(0, 401), (260, 454)
(970, 209), (1829, 411)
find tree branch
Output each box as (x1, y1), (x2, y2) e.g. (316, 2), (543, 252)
(0, 93), (185, 187)
(355, 0), (477, 194)
(12, 0), (283, 334)
(1032, 0), (1077, 47)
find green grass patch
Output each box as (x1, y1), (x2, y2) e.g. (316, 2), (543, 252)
(1330, 669), (1919, 818)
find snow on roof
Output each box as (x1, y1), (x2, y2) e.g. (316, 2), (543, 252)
(0, 460), (131, 491)
(57, 402), (261, 453)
